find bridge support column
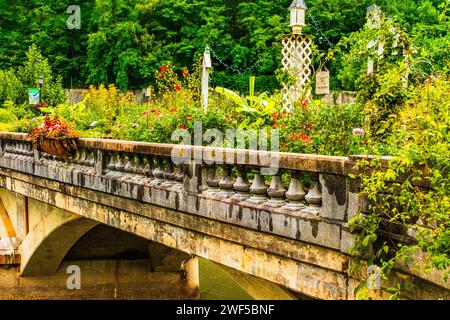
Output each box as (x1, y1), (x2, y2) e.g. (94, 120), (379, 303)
(182, 256), (200, 299)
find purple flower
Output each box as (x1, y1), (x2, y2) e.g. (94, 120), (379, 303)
(353, 128), (365, 136)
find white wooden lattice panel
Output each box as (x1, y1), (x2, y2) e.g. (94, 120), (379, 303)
(281, 34), (312, 110)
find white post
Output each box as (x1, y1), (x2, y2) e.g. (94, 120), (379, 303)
(202, 46), (212, 112)
(366, 5), (382, 75)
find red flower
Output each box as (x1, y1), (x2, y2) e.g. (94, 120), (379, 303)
(158, 73), (164, 78)
(300, 99), (309, 109)
(170, 108), (177, 113)
(182, 69), (189, 77)
(228, 121), (232, 126)
(225, 115), (229, 119)
(175, 85), (182, 91)
(178, 125), (187, 129)
(299, 133), (312, 145)
(160, 65), (167, 72)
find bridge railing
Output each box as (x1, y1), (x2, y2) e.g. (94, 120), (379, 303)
(0, 132), (356, 221)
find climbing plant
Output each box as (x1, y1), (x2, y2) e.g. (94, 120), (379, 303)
(349, 75), (450, 299)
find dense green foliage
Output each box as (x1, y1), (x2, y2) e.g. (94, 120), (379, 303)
(0, 0), (448, 91)
(0, 44), (66, 106)
(349, 76), (450, 299)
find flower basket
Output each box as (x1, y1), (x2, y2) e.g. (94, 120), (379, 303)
(37, 138), (78, 158)
(29, 115), (79, 159)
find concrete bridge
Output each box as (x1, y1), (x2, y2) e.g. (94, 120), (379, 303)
(0, 132), (448, 300)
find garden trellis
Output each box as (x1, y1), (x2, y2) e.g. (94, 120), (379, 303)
(201, 0), (340, 111)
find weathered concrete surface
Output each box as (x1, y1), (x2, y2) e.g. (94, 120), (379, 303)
(1, 173), (447, 299)
(0, 176), (350, 300)
(0, 196), (15, 237)
(0, 189), (21, 238)
(20, 214), (99, 276)
(217, 262), (297, 300)
(0, 153), (348, 252)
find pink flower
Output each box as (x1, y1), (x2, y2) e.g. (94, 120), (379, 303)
(353, 128), (365, 136)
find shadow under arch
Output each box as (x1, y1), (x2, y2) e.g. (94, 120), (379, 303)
(20, 211), (99, 277)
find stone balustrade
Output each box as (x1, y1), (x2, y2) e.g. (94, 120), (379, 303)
(0, 133), (398, 252)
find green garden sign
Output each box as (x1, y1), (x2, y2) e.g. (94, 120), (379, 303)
(28, 88), (40, 105)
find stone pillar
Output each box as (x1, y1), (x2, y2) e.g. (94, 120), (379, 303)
(182, 257), (200, 299)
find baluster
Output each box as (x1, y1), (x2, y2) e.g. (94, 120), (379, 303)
(173, 164), (184, 189)
(71, 149), (80, 164)
(124, 153), (135, 173)
(84, 150), (93, 166)
(204, 166), (220, 195)
(17, 142), (24, 156)
(88, 150), (95, 167)
(143, 155), (154, 179)
(265, 173), (287, 207)
(304, 175), (322, 215)
(247, 168), (268, 204)
(150, 157), (165, 185)
(3, 141), (9, 153)
(115, 152), (126, 172)
(10, 142), (19, 159)
(231, 166), (251, 201)
(218, 165), (235, 198)
(162, 160), (176, 187)
(21, 142), (27, 156)
(107, 152), (117, 171)
(26, 142), (33, 156)
(134, 155), (145, 175)
(77, 149), (87, 165)
(282, 172), (306, 211)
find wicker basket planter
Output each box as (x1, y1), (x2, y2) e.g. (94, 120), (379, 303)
(37, 138), (78, 158)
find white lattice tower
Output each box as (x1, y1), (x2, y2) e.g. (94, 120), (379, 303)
(281, 34), (312, 111)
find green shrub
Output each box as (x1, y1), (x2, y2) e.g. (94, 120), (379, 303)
(0, 108), (18, 124)
(277, 101), (364, 156)
(350, 75), (450, 299)
(211, 72), (281, 94)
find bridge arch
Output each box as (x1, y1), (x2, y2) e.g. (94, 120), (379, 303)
(20, 207), (99, 276)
